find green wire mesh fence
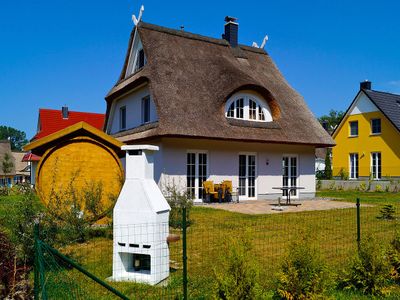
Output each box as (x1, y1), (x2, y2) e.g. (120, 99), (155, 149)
(34, 199), (400, 299)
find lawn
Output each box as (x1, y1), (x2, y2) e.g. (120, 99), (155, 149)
(2, 191), (400, 299)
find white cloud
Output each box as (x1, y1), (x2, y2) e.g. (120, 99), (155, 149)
(388, 80), (400, 87)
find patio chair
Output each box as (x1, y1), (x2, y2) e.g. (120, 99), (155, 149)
(203, 181), (217, 203)
(222, 180), (233, 202)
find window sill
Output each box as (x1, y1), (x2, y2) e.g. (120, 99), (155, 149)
(370, 133), (381, 136)
(348, 135), (358, 138)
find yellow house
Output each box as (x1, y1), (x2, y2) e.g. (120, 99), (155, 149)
(332, 81), (400, 180)
(24, 122), (124, 220)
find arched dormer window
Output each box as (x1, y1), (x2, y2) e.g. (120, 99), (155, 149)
(225, 93), (272, 122)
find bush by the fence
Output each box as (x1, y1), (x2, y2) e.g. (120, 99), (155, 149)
(213, 234), (264, 300)
(339, 236), (392, 296)
(274, 233), (332, 299)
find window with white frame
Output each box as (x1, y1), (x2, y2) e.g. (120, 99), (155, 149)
(349, 121), (358, 137)
(371, 118), (381, 134)
(349, 153), (359, 179)
(225, 93), (272, 122)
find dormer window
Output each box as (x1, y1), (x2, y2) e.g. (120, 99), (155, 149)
(125, 34), (147, 77)
(225, 93), (272, 122)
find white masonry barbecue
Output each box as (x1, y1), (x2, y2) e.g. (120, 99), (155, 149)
(112, 145), (171, 285)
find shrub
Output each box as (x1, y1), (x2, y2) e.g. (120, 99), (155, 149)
(316, 178), (322, 190)
(338, 168), (349, 180)
(375, 184), (383, 192)
(377, 205), (396, 220)
(388, 231), (400, 283)
(339, 236), (391, 296)
(6, 190), (43, 264)
(274, 233), (331, 299)
(162, 182), (193, 228)
(213, 234), (263, 299)
(359, 182), (367, 192)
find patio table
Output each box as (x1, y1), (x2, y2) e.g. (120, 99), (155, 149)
(272, 186), (305, 206)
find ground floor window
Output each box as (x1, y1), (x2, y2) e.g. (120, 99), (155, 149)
(371, 152), (381, 180)
(282, 156), (298, 197)
(187, 152), (207, 200)
(239, 154), (256, 199)
(349, 153), (359, 179)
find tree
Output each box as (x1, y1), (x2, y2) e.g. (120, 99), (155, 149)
(324, 149), (332, 179)
(0, 126), (28, 151)
(2, 152), (14, 191)
(318, 109), (344, 133)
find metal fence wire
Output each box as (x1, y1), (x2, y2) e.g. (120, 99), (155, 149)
(34, 201), (400, 299)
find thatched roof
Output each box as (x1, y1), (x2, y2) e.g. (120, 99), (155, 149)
(105, 22), (335, 147)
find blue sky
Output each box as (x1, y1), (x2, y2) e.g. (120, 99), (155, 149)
(1, 1), (399, 139)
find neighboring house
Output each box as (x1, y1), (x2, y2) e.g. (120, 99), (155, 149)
(332, 81), (400, 179)
(315, 148), (327, 172)
(0, 140), (30, 186)
(24, 122), (124, 209)
(104, 17), (334, 201)
(26, 106), (106, 185)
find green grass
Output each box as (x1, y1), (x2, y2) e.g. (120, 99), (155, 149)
(317, 189), (400, 204)
(3, 191), (400, 298)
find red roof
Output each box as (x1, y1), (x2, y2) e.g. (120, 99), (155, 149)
(32, 108), (105, 140)
(22, 152), (41, 162)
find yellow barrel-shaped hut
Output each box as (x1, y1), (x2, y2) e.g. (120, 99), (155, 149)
(24, 122), (124, 221)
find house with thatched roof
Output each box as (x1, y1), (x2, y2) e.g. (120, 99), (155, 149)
(104, 16), (334, 201)
(0, 140), (30, 186)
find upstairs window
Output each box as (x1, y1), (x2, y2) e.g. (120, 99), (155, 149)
(225, 93), (271, 122)
(141, 96), (150, 124)
(119, 106), (126, 130)
(349, 121), (358, 137)
(135, 48), (146, 71)
(371, 118), (381, 134)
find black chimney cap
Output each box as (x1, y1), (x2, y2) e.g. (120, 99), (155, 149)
(360, 80), (372, 90)
(224, 16), (238, 23)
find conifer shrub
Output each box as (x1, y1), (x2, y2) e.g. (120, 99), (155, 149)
(274, 233), (332, 299)
(339, 236), (391, 296)
(213, 234), (264, 299)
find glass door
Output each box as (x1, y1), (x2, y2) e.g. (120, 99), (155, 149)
(371, 152), (381, 180)
(349, 153), (359, 179)
(239, 154), (256, 199)
(187, 152), (208, 200)
(282, 156), (298, 198)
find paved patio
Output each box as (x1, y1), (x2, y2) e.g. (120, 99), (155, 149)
(200, 198), (360, 215)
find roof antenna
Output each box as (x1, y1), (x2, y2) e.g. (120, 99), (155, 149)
(252, 35), (269, 48)
(132, 5), (144, 25)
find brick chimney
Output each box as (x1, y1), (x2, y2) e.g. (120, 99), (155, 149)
(222, 16), (238, 47)
(360, 80), (372, 90)
(62, 106), (69, 119)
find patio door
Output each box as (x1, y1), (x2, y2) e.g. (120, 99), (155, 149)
(187, 152), (207, 201)
(239, 154), (256, 200)
(282, 155), (298, 199)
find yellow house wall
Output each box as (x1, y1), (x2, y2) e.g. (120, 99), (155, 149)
(333, 111), (400, 178)
(36, 137), (123, 219)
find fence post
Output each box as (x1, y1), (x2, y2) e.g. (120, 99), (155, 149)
(34, 221), (39, 300)
(182, 207), (188, 300)
(356, 198), (361, 250)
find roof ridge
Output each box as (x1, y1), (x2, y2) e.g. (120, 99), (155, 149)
(139, 21), (267, 55)
(366, 89), (400, 97)
(39, 108), (105, 115)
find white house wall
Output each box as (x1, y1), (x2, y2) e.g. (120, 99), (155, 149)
(108, 85), (158, 135)
(150, 138), (316, 200)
